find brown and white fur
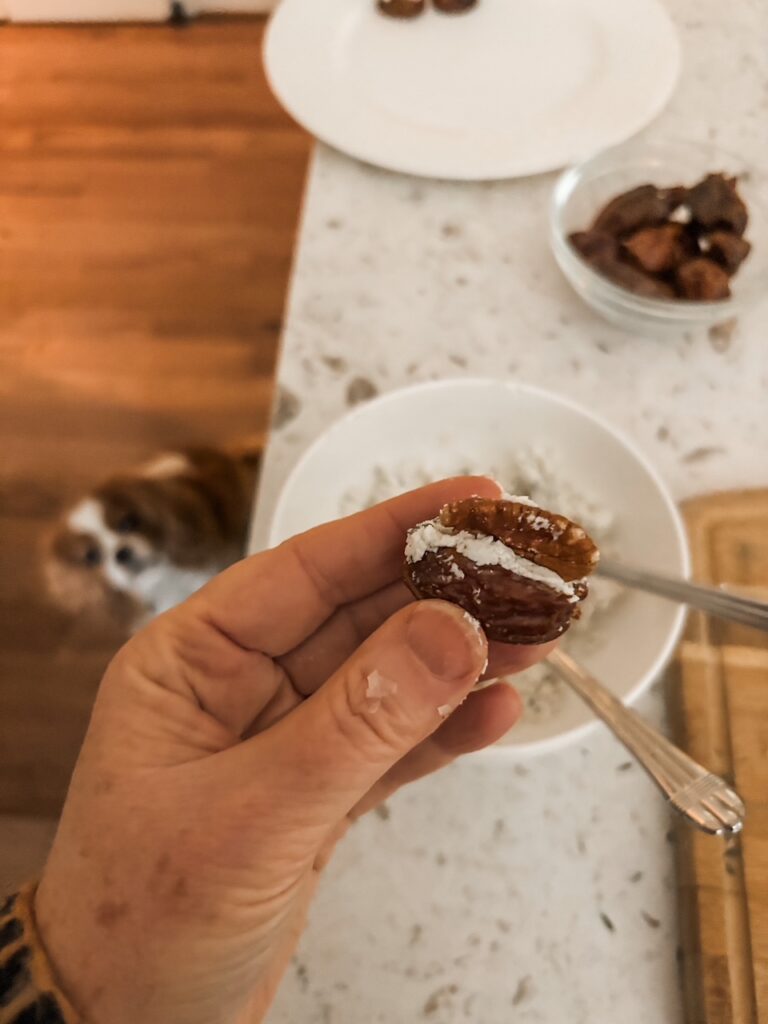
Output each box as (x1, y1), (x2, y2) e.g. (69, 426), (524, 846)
(45, 446), (261, 632)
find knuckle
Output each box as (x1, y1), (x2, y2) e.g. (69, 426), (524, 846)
(326, 674), (407, 763)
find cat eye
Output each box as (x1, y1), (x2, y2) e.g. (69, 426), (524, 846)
(116, 511), (141, 534)
(82, 545), (101, 568)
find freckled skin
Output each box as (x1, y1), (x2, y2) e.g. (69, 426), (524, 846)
(95, 901), (129, 928)
(155, 853), (171, 874)
(32, 479), (552, 1024)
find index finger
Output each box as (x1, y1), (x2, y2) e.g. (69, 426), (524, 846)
(195, 475), (501, 656)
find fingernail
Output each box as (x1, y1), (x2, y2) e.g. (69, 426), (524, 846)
(481, 475), (504, 495)
(406, 603), (487, 682)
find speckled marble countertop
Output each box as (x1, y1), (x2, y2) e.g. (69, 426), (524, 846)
(250, 1), (767, 1020)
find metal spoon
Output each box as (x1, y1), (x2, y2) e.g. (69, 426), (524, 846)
(549, 648), (745, 836)
(598, 558), (768, 633)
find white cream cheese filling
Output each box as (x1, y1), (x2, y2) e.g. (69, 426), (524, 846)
(405, 519), (581, 601)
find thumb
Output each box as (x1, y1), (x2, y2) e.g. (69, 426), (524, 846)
(262, 601), (487, 829)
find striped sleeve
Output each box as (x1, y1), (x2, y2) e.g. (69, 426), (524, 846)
(0, 886), (79, 1024)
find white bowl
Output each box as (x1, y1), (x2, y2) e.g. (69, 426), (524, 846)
(269, 379), (690, 756)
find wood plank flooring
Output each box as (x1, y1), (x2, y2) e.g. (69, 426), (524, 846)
(0, 18), (310, 817)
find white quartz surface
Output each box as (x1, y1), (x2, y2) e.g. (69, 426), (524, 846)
(252, 1), (768, 1020)
(267, 712), (682, 1024)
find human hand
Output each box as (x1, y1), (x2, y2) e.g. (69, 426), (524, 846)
(35, 478), (552, 1024)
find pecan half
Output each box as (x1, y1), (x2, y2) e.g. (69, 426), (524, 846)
(438, 497), (599, 582)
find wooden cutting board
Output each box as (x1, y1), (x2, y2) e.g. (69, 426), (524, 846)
(668, 490), (768, 1024)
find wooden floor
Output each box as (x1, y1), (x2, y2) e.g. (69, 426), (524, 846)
(0, 19), (310, 818)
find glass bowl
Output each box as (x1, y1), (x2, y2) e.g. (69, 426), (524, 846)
(549, 139), (767, 334)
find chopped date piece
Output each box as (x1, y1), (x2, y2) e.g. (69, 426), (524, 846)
(676, 258), (731, 301)
(686, 173), (748, 235)
(599, 258), (676, 299)
(568, 230), (619, 264)
(592, 185), (680, 237)
(700, 231), (752, 273)
(569, 231), (675, 298)
(623, 223), (690, 274)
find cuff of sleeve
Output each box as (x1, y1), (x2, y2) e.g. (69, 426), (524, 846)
(0, 884), (80, 1024)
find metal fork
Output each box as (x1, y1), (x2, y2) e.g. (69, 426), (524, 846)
(598, 558), (768, 633)
(549, 649), (745, 836)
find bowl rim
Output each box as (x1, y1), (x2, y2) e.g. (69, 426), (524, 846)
(549, 138), (761, 321)
(269, 377), (691, 758)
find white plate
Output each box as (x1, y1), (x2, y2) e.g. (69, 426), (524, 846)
(264, 0), (680, 181)
(269, 379), (690, 756)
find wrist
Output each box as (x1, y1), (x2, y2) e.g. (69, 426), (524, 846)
(0, 884), (80, 1023)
